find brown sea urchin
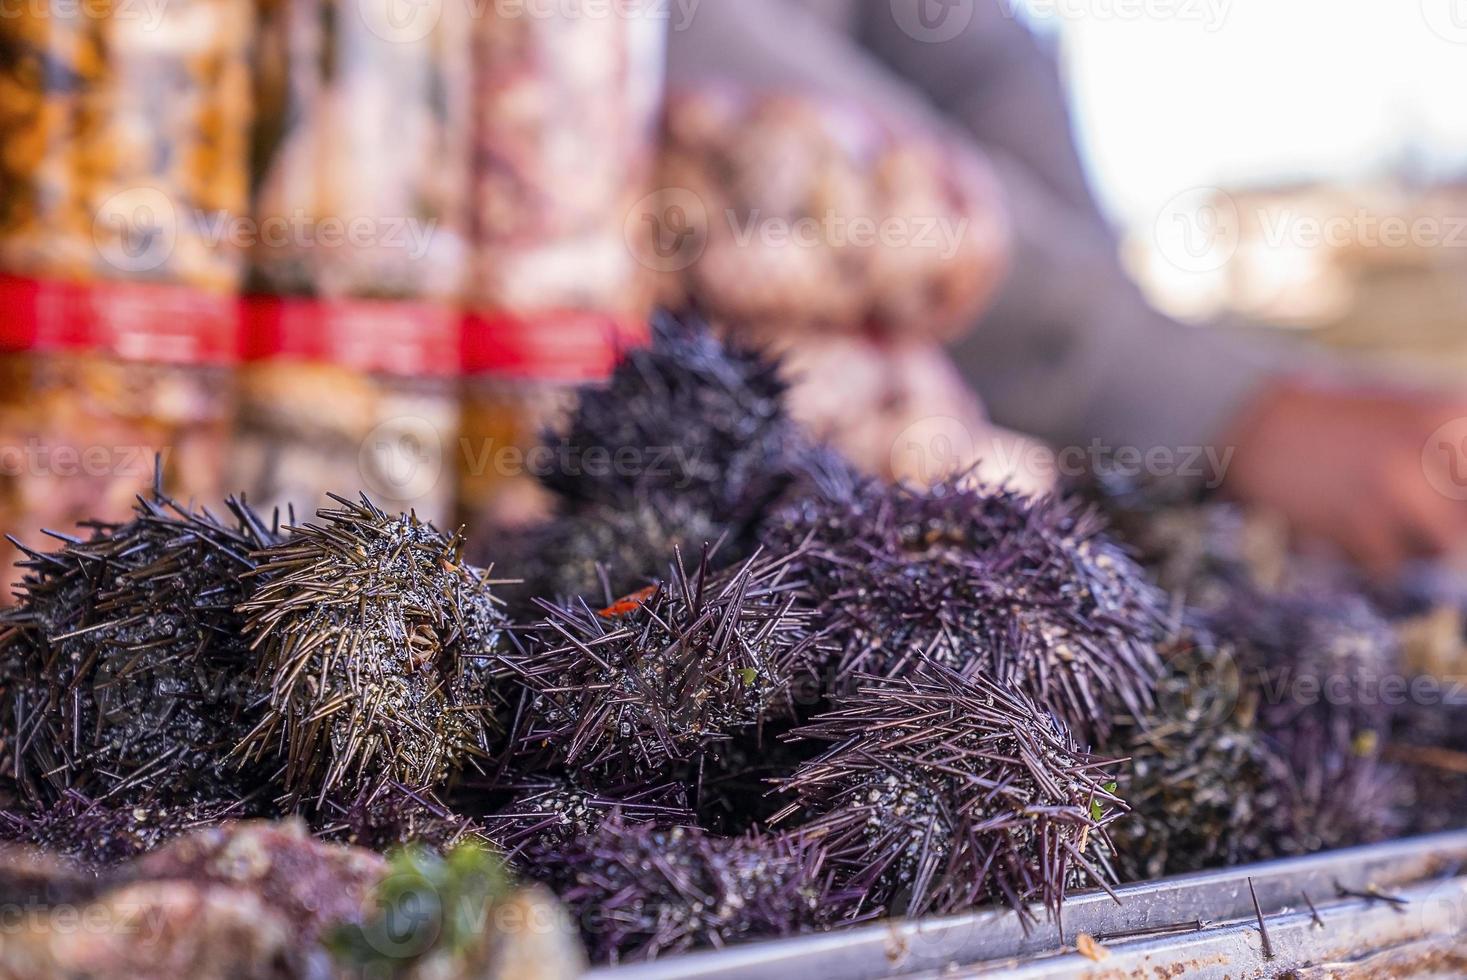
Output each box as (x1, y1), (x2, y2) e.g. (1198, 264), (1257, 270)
(236, 495), (507, 806)
(773, 661), (1124, 923)
(1106, 626), (1293, 880)
(1204, 588), (1405, 855)
(1110, 593), (1406, 880)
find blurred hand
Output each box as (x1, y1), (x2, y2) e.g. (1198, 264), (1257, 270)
(1221, 377), (1467, 576)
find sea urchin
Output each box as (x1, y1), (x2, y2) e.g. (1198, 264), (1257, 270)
(1, 489), (280, 808)
(507, 547), (821, 786)
(765, 477), (1166, 741)
(773, 660), (1124, 922)
(236, 495), (507, 806)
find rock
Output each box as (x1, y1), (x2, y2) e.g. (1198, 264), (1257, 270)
(0, 882), (298, 980)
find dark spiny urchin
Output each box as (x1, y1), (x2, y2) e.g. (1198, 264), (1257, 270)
(504, 496), (727, 611)
(481, 777), (692, 861)
(525, 816), (834, 964)
(772, 661), (1123, 923)
(540, 312), (801, 542)
(0, 790), (252, 868)
(507, 548), (822, 786)
(1105, 627), (1292, 880)
(236, 495), (508, 807)
(765, 477), (1167, 742)
(1216, 588), (1397, 735)
(0, 491), (281, 807)
(1203, 588), (1406, 853)
(1075, 468), (1295, 616)
(1390, 699), (1467, 836)
(314, 782), (484, 851)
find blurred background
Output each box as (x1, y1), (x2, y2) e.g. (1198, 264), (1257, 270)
(5, 0), (1467, 594)
(1057, 0), (1467, 364)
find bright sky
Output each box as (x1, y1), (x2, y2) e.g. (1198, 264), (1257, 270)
(1019, 0), (1467, 230)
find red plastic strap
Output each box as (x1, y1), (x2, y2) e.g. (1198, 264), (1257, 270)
(463, 309), (649, 381)
(0, 274), (239, 364)
(242, 294), (462, 378)
(0, 277), (653, 379)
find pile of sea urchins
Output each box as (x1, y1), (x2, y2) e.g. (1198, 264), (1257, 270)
(0, 315), (1427, 965)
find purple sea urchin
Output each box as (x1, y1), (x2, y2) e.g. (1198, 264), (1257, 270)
(481, 777), (691, 860)
(773, 661), (1123, 922)
(508, 548), (821, 785)
(541, 313), (800, 541)
(0, 489), (281, 807)
(526, 815), (832, 964)
(0, 791), (251, 868)
(236, 495), (507, 806)
(508, 496), (727, 609)
(766, 477), (1166, 741)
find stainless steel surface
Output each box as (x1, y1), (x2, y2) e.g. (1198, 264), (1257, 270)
(939, 876), (1467, 978)
(590, 832), (1467, 980)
